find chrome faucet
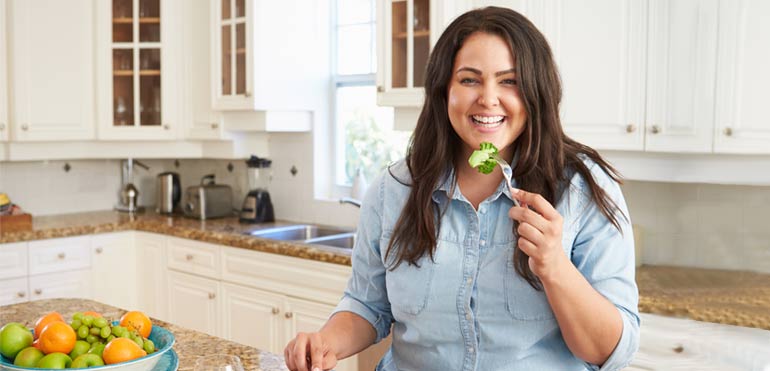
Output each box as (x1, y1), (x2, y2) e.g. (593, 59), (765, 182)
(339, 197), (362, 208)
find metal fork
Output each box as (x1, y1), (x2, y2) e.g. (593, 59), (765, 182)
(491, 154), (521, 207)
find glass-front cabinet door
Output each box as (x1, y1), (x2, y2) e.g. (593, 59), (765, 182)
(98, 0), (177, 140)
(212, 0), (250, 110)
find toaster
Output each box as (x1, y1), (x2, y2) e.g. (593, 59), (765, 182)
(182, 174), (234, 220)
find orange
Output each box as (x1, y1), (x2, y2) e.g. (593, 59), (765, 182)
(82, 311), (103, 318)
(38, 321), (76, 355)
(33, 312), (65, 340)
(119, 311), (152, 339)
(102, 338), (147, 364)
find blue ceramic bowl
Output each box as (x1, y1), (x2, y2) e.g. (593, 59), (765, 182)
(0, 323), (175, 371)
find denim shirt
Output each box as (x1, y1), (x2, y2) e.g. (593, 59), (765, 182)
(333, 157), (640, 371)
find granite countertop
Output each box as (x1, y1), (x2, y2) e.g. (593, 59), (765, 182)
(0, 298), (288, 371)
(1, 210), (769, 331)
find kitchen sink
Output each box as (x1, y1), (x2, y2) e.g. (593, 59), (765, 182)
(247, 224), (355, 248)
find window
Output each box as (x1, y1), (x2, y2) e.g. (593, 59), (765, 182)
(333, 0), (410, 187)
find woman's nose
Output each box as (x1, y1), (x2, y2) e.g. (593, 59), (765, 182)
(477, 85), (500, 107)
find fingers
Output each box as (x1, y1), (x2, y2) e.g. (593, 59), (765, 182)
(309, 333), (325, 371)
(290, 333), (312, 371)
(509, 206), (549, 234)
(284, 339), (296, 370)
(286, 333), (330, 371)
(511, 189), (561, 222)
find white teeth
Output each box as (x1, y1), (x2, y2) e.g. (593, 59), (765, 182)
(471, 115), (505, 125)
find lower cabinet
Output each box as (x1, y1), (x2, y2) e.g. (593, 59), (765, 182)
(91, 232), (137, 310)
(135, 232), (168, 321)
(28, 269), (92, 301)
(167, 270), (221, 337)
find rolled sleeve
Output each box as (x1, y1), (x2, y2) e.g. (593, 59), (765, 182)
(596, 306), (640, 371)
(332, 172), (394, 343)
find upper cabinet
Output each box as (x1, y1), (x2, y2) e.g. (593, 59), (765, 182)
(210, 0), (324, 112)
(95, 0), (181, 140)
(0, 0), (7, 142)
(713, 0), (770, 154)
(8, 0), (95, 141)
(376, 0), (471, 107)
(531, 0), (718, 153)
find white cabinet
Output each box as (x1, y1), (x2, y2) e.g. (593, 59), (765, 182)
(0, 0), (8, 143)
(8, 0), (95, 141)
(376, 0), (470, 107)
(27, 236), (92, 301)
(534, 0), (718, 153)
(0, 242), (29, 306)
(167, 270), (221, 337)
(713, 0), (770, 154)
(135, 232), (168, 321)
(0, 277), (28, 306)
(28, 270), (92, 301)
(95, 0), (181, 140)
(91, 232), (137, 310)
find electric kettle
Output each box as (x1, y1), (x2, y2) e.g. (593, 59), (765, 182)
(156, 172), (181, 214)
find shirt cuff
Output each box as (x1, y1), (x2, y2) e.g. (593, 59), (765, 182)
(594, 307), (641, 371)
(333, 294), (392, 343)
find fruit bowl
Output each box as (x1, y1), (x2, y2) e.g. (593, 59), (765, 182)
(0, 324), (175, 371)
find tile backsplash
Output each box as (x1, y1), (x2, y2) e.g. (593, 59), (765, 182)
(2, 154), (768, 273)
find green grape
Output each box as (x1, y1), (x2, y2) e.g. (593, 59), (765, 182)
(72, 312), (84, 321)
(118, 331), (130, 339)
(87, 342), (105, 358)
(90, 327), (101, 336)
(82, 315), (94, 327)
(143, 339), (155, 353)
(111, 325), (126, 337)
(106, 335), (116, 342)
(86, 334), (99, 344)
(132, 337), (143, 348)
(100, 326), (111, 338)
(70, 319), (82, 329)
(93, 317), (108, 329)
(77, 325), (89, 339)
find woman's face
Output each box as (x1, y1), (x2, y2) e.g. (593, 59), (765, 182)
(447, 32), (527, 161)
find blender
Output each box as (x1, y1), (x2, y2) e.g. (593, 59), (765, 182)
(240, 155), (275, 223)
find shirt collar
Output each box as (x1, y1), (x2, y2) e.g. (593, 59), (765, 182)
(431, 162), (519, 205)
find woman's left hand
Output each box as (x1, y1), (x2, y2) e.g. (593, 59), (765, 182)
(508, 189), (569, 282)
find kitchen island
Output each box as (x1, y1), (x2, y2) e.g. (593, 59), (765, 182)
(0, 298), (288, 371)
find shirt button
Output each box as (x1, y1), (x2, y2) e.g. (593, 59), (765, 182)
(465, 312), (471, 320)
(479, 239), (486, 246)
(468, 347), (475, 354)
(466, 277), (472, 285)
(479, 207), (486, 214)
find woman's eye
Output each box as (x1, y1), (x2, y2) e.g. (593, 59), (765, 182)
(460, 78), (478, 84)
(501, 78), (517, 85)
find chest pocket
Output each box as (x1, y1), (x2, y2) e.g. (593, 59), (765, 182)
(382, 236), (436, 316)
(504, 246), (556, 321)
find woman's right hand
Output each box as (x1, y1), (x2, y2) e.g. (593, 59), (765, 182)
(284, 332), (338, 371)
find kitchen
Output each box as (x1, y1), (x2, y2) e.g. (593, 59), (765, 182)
(1, 0), (770, 370)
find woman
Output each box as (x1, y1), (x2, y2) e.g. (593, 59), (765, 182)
(285, 6), (639, 371)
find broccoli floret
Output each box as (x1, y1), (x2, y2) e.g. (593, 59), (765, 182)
(468, 142), (499, 175)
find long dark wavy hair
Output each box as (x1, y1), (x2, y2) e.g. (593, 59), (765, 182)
(385, 6), (626, 290)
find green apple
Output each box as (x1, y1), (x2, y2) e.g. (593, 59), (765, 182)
(69, 340), (91, 360)
(87, 342), (105, 357)
(71, 353), (105, 368)
(36, 352), (72, 369)
(13, 346), (44, 367)
(0, 322), (33, 359)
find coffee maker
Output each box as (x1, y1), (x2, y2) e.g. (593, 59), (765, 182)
(240, 155), (275, 223)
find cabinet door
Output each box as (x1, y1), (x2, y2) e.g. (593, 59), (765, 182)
(544, 0), (646, 151)
(183, 1), (221, 139)
(135, 232), (168, 321)
(9, 0), (95, 141)
(0, 0), (8, 142)
(220, 283), (283, 354)
(28, 236), (91, 276)
(28, 269), (92, 301)
(91, 233), (137, 310)
(644, 0), (718, 153)
(210, 0), (250, 110)
(0, 242), (28, 280)
(714, 0), (770, 154)
(0, 277), (29, 306)
(167, 270), (220, 337)
(285, 298), (358, 371)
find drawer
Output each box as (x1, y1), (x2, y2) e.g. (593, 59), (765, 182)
(0, 277), (29, 306)
(29, 269), (92, 301)
(0, 242), (28, 279)
(28, 236), (91, 275)
(166, 237), (221, 279)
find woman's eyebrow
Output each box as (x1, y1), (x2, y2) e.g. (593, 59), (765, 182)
(455, 67), (516, 76)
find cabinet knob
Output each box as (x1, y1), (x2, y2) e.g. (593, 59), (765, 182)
(211, 123), (219, 129)
(57, 252), (66, 259)
(185, 254), (194, 261)
(0, 123), (5, 130)
(163, 124), (170, 130)
(377, 86), (384, 93)
(271, 307), (280, 315)
(95, 247), (103, 254)
(17, 291), (26, 298)
(21, 123), (29, 131)
(34, 289), (42, 295)
(284, 312), (293, 319)
(625, 124), (636, 133)
(650, 125), (660, 134)
(723, 127), (733, 137)
(208, 293), (216, 300)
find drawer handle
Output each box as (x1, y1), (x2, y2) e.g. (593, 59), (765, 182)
(650, 125), (660, 134)
(211, 123), (219, 129)
(208, 293), (216, 300)
(57, 252), (66, 259)
(185, 254), (194, 261)
(625, 124), (636, 133)
(271, 307), (280, 315)
(34, 289), (42, 295)
(21, 123), (29, 131)
(723, 127), (733, 137)
(95, 247), (103, 254)
(17, 291), (26, 298)
(284, 312), (293, 319)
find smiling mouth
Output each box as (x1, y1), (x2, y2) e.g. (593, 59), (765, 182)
(471, 115), (505, 128)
